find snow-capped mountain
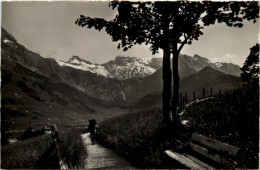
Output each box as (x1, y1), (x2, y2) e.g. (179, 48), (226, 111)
(57, 56), (162, 80)
(57, 56), (110, 77)
(58, 54), (241, 80)
(101, 56), (158, 80)
(1, 27), (242, 108)
(179, 54), (241, 77)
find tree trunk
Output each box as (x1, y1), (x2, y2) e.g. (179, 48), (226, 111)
(171, 3), (180, 125)
(162, 46), (172, 124)
(161, 8), (172, 125)
(171, 46), (180, 124)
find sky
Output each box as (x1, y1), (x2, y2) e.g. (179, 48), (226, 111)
(1, 1), (259, 66)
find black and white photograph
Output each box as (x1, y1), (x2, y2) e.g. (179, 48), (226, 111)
(1, 0), (259, 169)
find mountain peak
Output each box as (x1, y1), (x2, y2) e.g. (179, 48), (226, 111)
(67, 56), (93, 65)
(113, 56), (138, 66)
(116, 55), (133, 58)
(71, 55), (81, 60)
(104, 56), (156, 79)
(200, 66), (223, 74)
(1, 27), (17, 43)
(68, 56), (81, 65)
(193, 54), (211, 62)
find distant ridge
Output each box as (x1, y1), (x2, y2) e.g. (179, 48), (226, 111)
(57, 54), (241, 80)
(58, 55), (159, 79)
(135, 66), (242, 108)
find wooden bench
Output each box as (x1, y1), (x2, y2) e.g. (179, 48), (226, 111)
(165, 133), (239, 169)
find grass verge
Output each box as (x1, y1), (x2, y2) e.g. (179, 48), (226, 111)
(1, 128), (87, 169)
(97, 87), (258, 169)
(97, 108), (189, 168)
(182, 87), (259, 168)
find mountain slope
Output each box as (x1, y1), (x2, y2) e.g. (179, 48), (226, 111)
(2, 58), (94, 140)
(180, 66), (242, 93)
(1, 28), (163, 107)
(136, 67), (242, 108)
(123, 67), (163, 104)
(1, 28), (129, 106)
(1, 58), (131, 142)
(179, 54), (241, 77)
(1, 27), (243, 109)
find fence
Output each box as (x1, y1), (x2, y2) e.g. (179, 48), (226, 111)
(179, 88), (231, 108)
(48, 124), (68, 169)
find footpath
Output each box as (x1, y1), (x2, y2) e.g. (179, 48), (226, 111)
(81, 133), (134, 169)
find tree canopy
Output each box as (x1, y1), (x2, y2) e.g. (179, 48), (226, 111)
(241, 43), (259, 85)
(76, 1), (259, 125)
(76, 1), (258, 55)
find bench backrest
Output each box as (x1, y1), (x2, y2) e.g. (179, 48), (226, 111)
(190, 133), (239, 165)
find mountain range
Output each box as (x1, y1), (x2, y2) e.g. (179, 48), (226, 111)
(2, 27), (245, 144)
(1, 27), (243, 109)
(57, 54), (241, 80)
(58, 56), (162, 80)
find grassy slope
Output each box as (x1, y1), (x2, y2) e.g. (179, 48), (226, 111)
(97, 108), (188, 168)
(2, 59), (130, 141)
(1, 128), (87, 169)
(97, 87), (259, 169)
(1, 57), (129, 169)
(182, 87), (259, 168)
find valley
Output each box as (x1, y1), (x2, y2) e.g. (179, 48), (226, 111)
(1, 1), (258, 169)
(1, 27), (243, 143)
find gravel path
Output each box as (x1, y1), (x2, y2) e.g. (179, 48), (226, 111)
(81, 133), (134, 169)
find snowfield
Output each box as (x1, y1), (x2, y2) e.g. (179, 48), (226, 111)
(57, 56), (157, 79)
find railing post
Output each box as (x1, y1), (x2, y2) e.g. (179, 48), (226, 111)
(193, 91), (195, 101)
(225, 90), (228, 95)
(185, 92), (188, 104)
(49, 124), (68, 169)
(203, 88), (205, 98)
(210, 88), (213, 97)
(219, 89), (221, 96)
(181, 96), (184, 111)
(180, 93), (182, 106)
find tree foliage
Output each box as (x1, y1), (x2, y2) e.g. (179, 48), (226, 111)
(241, 43), (259, 85)
(76, 1), (259, 124)
(76, 1), (258, 54)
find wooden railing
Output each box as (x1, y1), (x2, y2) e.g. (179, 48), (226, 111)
(179, 88), (233, 107)
(47, 124), (68, 169)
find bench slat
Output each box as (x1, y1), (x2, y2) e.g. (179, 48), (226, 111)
(192, 133), (239, 156)
(183, 153), (215, 169)
(165, 150), (206, 169)
(189, 142), (228, 165)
